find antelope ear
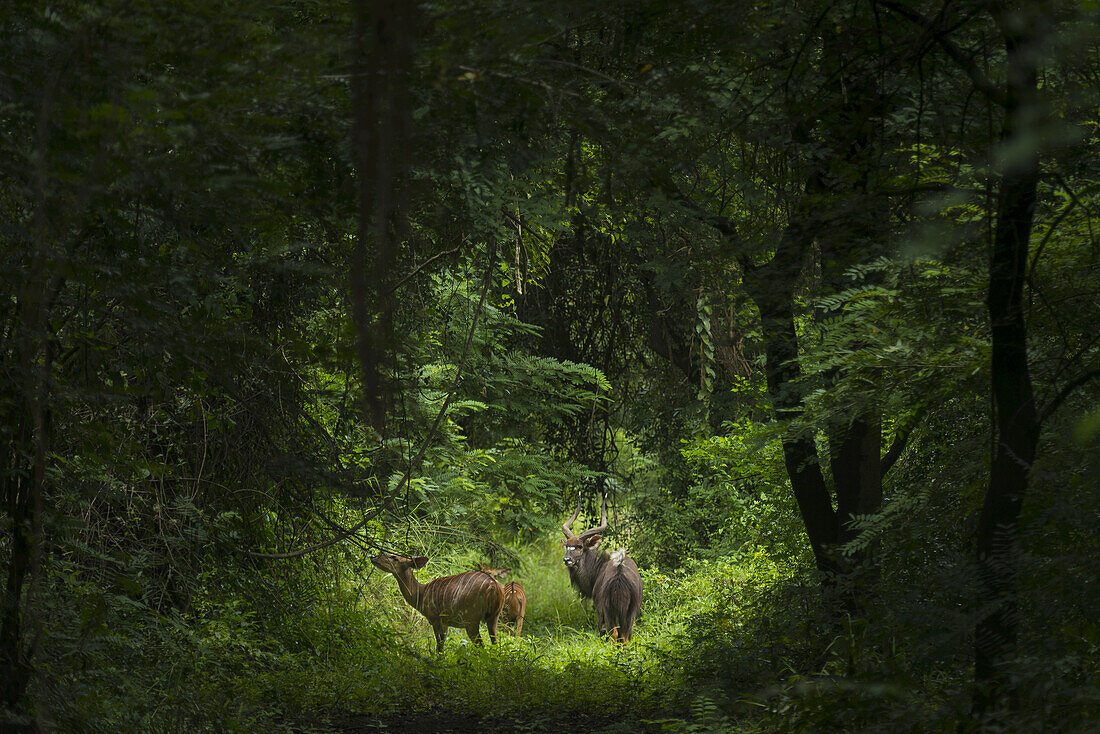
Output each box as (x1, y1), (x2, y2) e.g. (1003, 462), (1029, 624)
(412, 556), (428, 568)
(586, 535), (603, 548)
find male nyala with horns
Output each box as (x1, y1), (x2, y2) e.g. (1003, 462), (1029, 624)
(561, 493), (643, 642)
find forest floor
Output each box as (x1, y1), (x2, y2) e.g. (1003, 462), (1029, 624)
(315, 709), (653, 733)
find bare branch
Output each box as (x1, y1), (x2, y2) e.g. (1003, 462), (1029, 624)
(245, 508), (385, 560)
(876, 0), (1007, 106)
(1039, 366), (1100, 426)
(392, 246), (461, 291)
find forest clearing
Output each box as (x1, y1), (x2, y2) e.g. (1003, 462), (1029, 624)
(1, 1), (1098, 732)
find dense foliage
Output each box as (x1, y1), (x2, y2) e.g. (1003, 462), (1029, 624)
(1, 0), (1098, 732)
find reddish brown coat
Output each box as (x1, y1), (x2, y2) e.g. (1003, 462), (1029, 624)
(373, 554), (504, 652)
(476, 565), (527, 637)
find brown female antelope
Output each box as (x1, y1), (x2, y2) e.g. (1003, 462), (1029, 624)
(561, 493), (643, 642)
(475, 564), (527, 637)
(371, 553), (503, 652)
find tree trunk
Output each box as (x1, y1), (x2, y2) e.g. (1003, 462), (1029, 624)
(831, 411), (883, 547)
(349, 0), (418, 434)
(0, 474), (34, 713)
(972, 3), (1042, 722)
(743, 217), (840, 576)
(1, 299), (51, 716)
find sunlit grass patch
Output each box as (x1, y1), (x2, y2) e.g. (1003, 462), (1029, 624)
(225, 530), (815, 734)
(249, 534), (732, 721)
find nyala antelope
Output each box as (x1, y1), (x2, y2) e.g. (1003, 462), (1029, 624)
(475, 564), (527, 637)
(561, 493), (643, 642)
(371, 553), (503, 652)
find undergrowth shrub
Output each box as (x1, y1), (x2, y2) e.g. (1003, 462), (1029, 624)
(31, 562), (284, 733)
(26, 479), (1098, 734)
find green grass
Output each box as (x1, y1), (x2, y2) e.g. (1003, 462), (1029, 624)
(40, 531), (1093, 733)
(239, 535), (762, 727)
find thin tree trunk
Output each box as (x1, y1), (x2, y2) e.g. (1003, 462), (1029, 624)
(743, 217), (840, 575)
(1, 92), (60, 712)
(0, 473), (33, 713)
(973, 3), (1043, 721)
(349, 0), (418, 433)
(1, 305), (50, 716)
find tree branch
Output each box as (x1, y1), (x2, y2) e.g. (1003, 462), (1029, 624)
(665, 185), (758, 276)
(391, 246), (461, 291)
(1039, 366), (1100, 426)
(881, 417), (915, 476)
(876, 0), (1007, 107)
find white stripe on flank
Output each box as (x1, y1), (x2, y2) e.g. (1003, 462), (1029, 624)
(422, 571), (497, 626)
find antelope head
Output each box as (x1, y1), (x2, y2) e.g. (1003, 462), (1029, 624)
(561, 492), (608, 569)
(371, 553), (428, 575)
